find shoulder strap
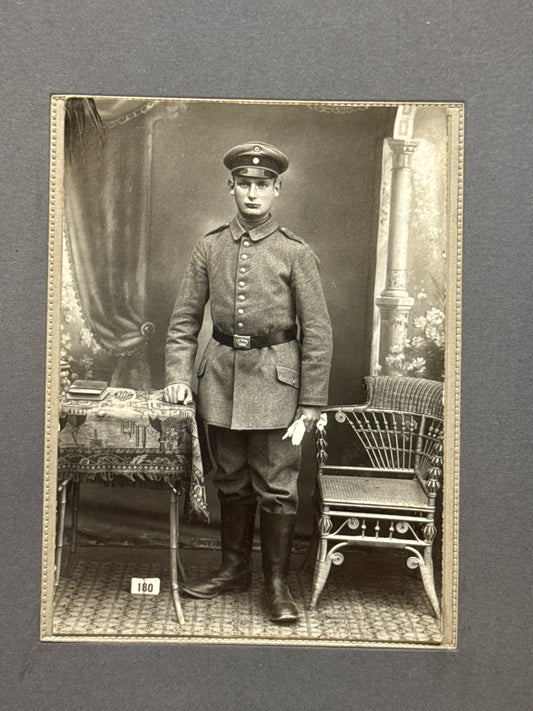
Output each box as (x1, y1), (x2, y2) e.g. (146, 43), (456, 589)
(205, 223), (229, 236)
(279, 225), (305, 244)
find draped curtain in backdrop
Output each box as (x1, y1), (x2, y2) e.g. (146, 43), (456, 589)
(64, 98), (178, 388)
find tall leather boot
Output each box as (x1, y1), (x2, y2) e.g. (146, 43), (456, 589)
(261, 510), (299, 624)
(181, 497), (256, 599)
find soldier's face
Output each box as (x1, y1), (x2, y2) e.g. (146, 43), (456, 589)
(230, 176), (281, 220)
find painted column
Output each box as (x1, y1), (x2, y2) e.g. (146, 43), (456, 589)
(376, 137), (418, 373)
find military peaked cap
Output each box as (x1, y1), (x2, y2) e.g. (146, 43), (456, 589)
(223, 141), (289, 179)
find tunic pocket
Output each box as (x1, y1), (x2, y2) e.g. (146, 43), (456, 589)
(197, 358), (207, 378)
(276, 365), (300, 389)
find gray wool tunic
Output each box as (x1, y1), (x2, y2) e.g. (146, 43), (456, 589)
(166, 214), (333, 430)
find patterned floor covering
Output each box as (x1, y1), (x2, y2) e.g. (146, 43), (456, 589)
(53, 547), (443, 645)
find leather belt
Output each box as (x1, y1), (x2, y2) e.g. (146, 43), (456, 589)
(213, 326), (297, 350)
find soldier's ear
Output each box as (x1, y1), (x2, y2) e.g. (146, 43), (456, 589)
(228, 178), (235, 195)
(274, 179), (281, 197)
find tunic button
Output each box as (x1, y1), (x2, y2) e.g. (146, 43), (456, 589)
(237, 322), (244, 328)
(243, 240), (250, 247)
(240, 267), (246, 273)
(238, 294), (245, 301)
(241, 254), (248, 260)
(237, 308), (244, 315)
(238, 281), (245, 287)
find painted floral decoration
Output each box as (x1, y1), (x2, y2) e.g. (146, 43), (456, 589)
(384, 305), (445, 381)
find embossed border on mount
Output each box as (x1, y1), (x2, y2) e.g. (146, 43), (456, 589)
(41, 97), (463, 648)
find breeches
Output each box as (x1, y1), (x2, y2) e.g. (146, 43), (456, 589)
(208, 426), (302, 515)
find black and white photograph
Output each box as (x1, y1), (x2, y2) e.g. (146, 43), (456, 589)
(41, 97), (462, 646)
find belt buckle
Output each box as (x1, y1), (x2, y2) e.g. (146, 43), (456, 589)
(233, 334), (251, 349)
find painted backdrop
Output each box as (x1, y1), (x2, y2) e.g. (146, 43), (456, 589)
(62, 100), (449, 542)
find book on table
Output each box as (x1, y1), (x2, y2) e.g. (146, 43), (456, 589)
(65, 379), (109, 399)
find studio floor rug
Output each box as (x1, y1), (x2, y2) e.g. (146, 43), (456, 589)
(53, 547), (442, 644)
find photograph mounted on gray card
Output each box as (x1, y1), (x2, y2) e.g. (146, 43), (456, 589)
(42, 97), (462, 647)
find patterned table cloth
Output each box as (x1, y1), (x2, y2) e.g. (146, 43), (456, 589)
(58, 388), (209, 522)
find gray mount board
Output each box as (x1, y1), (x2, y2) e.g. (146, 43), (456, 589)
(1, 1), (530, 710)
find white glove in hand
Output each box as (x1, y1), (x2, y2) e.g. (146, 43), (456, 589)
(282, 416), (307, 446)
(282, 413), (327, 446)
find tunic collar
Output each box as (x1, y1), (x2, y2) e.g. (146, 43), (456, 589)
(230, 214), (279, 242)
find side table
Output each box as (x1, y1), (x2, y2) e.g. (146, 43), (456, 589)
(56, 388), (209, 625)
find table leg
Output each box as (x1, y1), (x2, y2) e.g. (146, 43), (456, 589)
(65, 481), (80, 576)
(54, 480), (69, 589)
(169, 488), (185, 625)
(174, 494), (188, 584)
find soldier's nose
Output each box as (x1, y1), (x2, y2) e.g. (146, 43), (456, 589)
(248, 183), (258, 197)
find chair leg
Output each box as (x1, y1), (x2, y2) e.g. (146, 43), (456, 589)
(308, 538), (332, 610)
(420, 545), (441, 619)
(65, 481), (80, 576)
(169, 488), (185, 625)
(405, 545), (441, 619)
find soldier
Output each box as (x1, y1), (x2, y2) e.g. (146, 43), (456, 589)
(163, 141), (332, 623)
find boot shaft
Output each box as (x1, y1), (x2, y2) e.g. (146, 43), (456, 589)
(180, 497), (256, 600)
(260, 510), (296, 583)
(220, 497), (257, 572)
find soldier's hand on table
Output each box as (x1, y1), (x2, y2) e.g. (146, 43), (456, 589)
(295, 406), (322, 433)
(162, 383), (194, 405)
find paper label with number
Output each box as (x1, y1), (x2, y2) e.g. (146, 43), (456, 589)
(130, 577), (160, 595)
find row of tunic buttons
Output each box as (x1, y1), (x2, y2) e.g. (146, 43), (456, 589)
(237, 238), (251, 329)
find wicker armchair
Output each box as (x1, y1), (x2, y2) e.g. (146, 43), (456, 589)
(309, 375), (444, 617)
